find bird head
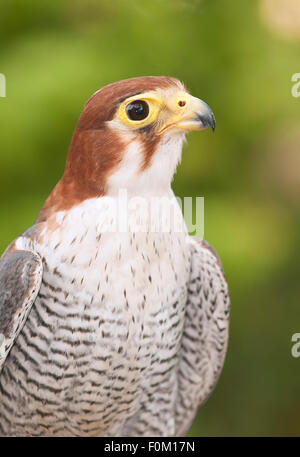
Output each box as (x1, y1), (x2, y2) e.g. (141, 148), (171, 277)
(39, 76), (215, 220)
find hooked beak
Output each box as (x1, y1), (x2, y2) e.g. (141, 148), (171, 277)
(176, 96), (216, 132)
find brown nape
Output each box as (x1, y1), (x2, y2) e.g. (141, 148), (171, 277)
(37, 76), (182, 222)
(37, 127), (125, 222)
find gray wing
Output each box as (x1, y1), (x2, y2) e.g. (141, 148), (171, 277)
(175, 237), (230, 436)
(0, 246), (43, 372)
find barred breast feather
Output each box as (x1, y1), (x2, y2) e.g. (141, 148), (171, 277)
(0, 203), (229, 436)
(0, 197), (193, 436)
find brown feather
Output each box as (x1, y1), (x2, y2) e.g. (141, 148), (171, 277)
(37, 76), (181, 222)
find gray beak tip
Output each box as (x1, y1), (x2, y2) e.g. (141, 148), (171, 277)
(197, 110), (216, 132)
(210, 113), (216, 132)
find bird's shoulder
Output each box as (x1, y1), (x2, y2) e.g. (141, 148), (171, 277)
(0, 224), (43, 372)
(187, 237), (224, 271)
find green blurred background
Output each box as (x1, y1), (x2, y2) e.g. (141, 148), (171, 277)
(0, 0), (300, 436)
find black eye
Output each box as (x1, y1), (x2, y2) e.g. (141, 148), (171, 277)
(126, 100), (149, 121)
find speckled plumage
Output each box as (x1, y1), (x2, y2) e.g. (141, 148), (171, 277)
(0, 76), (229, 436)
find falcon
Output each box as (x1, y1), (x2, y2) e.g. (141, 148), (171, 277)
(0, 76), (230, 437)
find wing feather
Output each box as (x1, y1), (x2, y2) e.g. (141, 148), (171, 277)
(175, 237), (230, 436)
(0, 246), (43, 372)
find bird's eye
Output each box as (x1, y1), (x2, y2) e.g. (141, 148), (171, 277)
(126, 100), (149, 121)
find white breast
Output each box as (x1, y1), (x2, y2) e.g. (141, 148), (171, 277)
(14, 192), (191, 435)
(37, 191), (190, 306)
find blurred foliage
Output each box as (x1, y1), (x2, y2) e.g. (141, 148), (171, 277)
(0, 0), (300, 436)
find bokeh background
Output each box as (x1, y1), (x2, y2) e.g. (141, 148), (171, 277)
(0, 0), (300, 436)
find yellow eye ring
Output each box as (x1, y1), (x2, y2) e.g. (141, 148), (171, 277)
(115, 92), (162, 129)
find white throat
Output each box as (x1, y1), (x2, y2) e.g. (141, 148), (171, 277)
(106, 131), (185, 198)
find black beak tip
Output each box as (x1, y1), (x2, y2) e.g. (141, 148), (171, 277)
(211, 115), (216, 132)
(197, 111), (216, 132)
(209, 112), (216, 132)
